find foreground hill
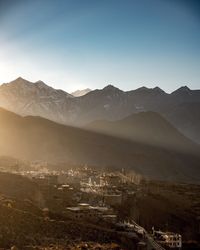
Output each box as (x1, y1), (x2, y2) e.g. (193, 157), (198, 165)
(0, 78), (200, 143)
(0, 172), (42, 203)
(119, 180), (200, 245)
(0, 108), (200, 183)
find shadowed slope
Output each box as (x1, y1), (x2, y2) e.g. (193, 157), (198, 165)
(86, 111), (199, 154)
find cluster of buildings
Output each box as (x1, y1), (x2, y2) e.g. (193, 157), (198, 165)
(25, 168), (140, 225)
(80, 171), (139, 207)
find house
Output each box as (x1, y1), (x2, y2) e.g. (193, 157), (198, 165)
(64, 203), (116, 222)
(64, 203), (101, 220)
(103, 193), (122, 206)
(100, 174), (121, 187)
(152, 228), (182, 249)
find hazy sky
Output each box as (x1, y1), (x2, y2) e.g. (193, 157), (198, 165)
(0, 0), (199, 92)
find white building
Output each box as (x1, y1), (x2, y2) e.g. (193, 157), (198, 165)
(153, 228), (182, 249)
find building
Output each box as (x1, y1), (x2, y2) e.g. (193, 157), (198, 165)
(103, 193), (122, 206)
(100, 174), (121, 187)
(65, 203), (101, 220)
(64, 203), (116, 222)
(32, 174), (58, 186)
(102, 214), (117, 223)
(152, 228), (182, 249)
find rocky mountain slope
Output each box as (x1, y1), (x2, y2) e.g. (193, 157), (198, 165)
(0, 108), (200, 183)
(0, 77), (74, 124)
(0, 78), (200, 143)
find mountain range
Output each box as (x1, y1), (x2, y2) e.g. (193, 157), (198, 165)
(0, 77), (200, 144)
(0, 107), (200, 183)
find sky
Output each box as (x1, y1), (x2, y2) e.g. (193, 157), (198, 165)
(0, 0), (199, 93)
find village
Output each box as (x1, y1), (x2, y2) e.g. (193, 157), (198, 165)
(1, 162), (185, 250)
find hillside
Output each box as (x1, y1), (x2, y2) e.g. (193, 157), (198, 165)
(0, 108), (200, 183)
(118, 180), (200, 244)
(86, 112), (199, 154)
(164, 102), (200, 144)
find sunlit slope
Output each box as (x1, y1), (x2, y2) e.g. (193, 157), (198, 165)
(0, 108), (200, 182)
